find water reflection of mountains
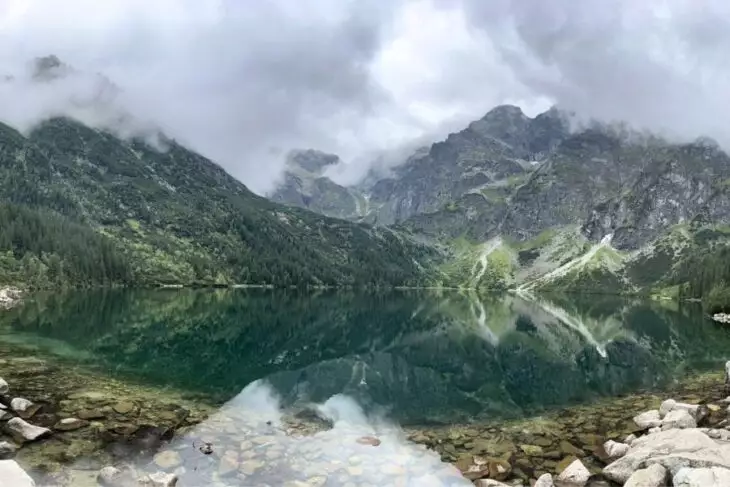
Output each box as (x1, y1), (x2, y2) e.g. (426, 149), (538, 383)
(2, 289), (729, 425)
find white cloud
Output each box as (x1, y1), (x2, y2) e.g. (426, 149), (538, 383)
(2, 0), (730, 193)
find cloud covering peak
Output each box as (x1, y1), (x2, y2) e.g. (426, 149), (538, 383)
(2, 0), (730, 192)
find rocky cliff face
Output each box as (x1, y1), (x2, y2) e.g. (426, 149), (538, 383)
(269, 105), (730, 293)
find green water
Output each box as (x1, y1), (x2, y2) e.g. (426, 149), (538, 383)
(1, 289), (728, 426)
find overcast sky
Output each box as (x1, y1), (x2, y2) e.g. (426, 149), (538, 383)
(1, 0), (730, 193)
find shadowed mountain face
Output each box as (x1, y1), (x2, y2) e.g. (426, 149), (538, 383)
(268, 105), (730, 295)
(2, 289), (727, 425)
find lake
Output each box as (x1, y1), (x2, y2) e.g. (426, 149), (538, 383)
(0, 289), (728, 485)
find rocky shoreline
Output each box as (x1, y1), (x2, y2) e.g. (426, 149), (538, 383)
(1, 337), (730, 486)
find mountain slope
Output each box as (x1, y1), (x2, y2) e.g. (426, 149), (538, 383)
(0, 117), (439, 288)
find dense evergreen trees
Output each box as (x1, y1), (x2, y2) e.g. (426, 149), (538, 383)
(0, 118), (437, 289)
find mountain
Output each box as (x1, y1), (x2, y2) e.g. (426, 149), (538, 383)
(267, 105), (730, 301)
(0, 116), (440, 288)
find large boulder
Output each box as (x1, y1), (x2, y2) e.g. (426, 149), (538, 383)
(633, 410), (662, 430)
(661, 409), (697, 430)
(645, 444), (730, 475)
(5, 417), (51, 443)
(624, 464), (667, 487)
(673, 466), (730, 487)
(604, 440), (630, 460)
(603, 429), (717, 484)
(0, 460), (35, 486)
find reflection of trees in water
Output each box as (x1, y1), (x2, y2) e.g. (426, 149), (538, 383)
(1, 289), (728, 424)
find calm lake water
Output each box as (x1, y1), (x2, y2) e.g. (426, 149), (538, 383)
(1, 289), (728, 485)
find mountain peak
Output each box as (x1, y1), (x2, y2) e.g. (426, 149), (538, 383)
(286, 149), (341, 175)
(31, 54), (72, 81)
(482, 104), (527, 122)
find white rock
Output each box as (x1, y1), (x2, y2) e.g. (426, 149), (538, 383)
(98, 466), (122, 486)
(634, 410), (662, 430)
(604, 440), (630, 460)
(662, 409), (697, 430)
(10, 398), (40, 419)
(138, 472), (178, 487)
(660, 399), (677, 418)
(0, 459), (35, 486)
(673, 402), (702, 420)
(645, 444), (730, 475)
(473, 480), (510, 487)
(534, 473), (554, 487)
(0, 440), (16, 459)
(0, 378), (8, 395)
(603, 429), (717, 484)
(624, 464), (667, 487)
(625, 433), (638, 445)
(648, 427), (662, 434)
(673, 466), (730, 487)
(556, 459), (591, 486)
(4, 417), (51, 443)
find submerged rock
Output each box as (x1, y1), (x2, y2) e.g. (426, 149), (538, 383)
(153, 450), (182, 470)
(556, 459), (590, 486)
(0, 459), (34, 486)
(54, 417), (89, 431)
(97, 466), (123, 486)
(5, 417), (51, 443)
(624, 464), (667, 487)
(0, 377), (8, 395)
(10, 397), (41, 419)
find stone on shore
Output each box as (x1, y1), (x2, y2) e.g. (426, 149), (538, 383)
(534, 473), (554, 487)
(10, 397), (41, 419)
(624, 464), (667, 487)
(604, 439), (630, 460)
(0, 459), (35, 486)
(473, 480), (511, 487)
(673, 466), (730, 487)
(556, 459), (590, 486)
(661, 409), (697, 430)
(633, 410), (662, 430)
(5, 417), (51, 443)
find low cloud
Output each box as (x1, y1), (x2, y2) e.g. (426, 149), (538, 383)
(2, 0), (730, 193)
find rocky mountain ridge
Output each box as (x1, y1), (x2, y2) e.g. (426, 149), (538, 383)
(269, 105), (730, 295)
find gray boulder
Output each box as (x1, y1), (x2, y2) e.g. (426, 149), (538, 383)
(624, 464), (667, 487)
(645, 444), (730, 475)
(604, 439), (630, 460)
(633, 410), (662, 430)
(662, 409), (697, 430)
(673, 466), (730, 487)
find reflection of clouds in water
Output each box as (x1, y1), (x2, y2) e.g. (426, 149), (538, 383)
(135, 380), (470, 486)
